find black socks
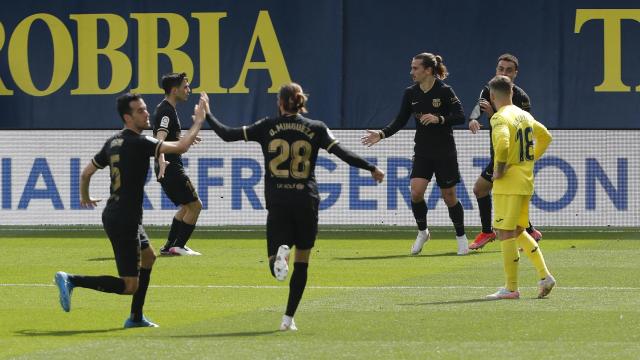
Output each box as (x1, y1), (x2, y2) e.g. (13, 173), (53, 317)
(68, 275), (125, 294)
(447, 201), (465, 237)
(411, 200), (428, 231)
(477, 195), (492, 233)
(285, 262), (308, 317)
(174, 222), (196, 248)
(130, 268), (152, 322)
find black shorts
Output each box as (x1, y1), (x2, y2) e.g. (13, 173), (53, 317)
(266, 199), (319, 256)
(410, 155), (461, 189)
(102, 213), (150, 277)
(480, 158), (494, 183)
(159, 167), (199, 206)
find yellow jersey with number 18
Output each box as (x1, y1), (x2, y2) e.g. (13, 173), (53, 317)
(490, 104), (552, 195)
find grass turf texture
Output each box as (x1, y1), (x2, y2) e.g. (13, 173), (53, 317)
(0, 227), (638, 359)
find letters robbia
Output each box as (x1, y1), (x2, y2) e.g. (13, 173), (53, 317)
(0, 11), (291, 96)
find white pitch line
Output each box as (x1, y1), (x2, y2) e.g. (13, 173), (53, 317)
(1, 283), (640, 291)
(0, 228), (635, 233)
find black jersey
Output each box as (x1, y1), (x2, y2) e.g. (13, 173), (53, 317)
(92, 129), (162, 220)
(152, 99), (182, 167)
(242, 114), (340, 207)
(381, 79), (465, 159)
(469, 83), (532, 158)
(472, 84), (532, 123)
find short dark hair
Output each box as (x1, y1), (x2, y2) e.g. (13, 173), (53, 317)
(161, 72), (188, 95)
(488, 75), (513, 97)
(497, 53), (519, 70)
(116, 92), (143, 122)
(413, 52), (449, 80)
(278, 82), (308, 114)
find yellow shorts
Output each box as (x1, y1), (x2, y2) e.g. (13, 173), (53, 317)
(492, 194), (531, 230)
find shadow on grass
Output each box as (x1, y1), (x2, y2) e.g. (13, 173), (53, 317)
(399, 298), (492, 306)
(15, 328), (124, 336)
(400, 297), (538, 306)
(169, 330), (280, 338)
(87, 257), (114, 261)
(334, 251), (490, 260)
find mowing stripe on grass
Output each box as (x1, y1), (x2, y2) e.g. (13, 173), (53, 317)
(2, 283), (640, 291)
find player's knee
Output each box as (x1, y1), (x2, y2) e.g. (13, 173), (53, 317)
(441, 191), (456, 206)
(473, 178), (491, 198)
(187, 199), (202, 214)
(472, 183), (483, 197)
(122, 280), (139, 295)
(410, 190), (424, 202)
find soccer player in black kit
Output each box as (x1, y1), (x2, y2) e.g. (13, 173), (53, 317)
(362, 52), (469, 256)
(467, 54), (542, 250)
(154, 72), (203, 256)
(205, 83), (385, 331)
(54, 93), (206, 328)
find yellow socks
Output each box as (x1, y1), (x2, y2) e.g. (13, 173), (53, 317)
(517, 231), (550, 279)
(500, 238), (519, 291)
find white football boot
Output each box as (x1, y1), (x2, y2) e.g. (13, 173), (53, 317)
(456, 234), (469, 255)
(279, 315), (298, 331)
(273, 245), (291, 281)
(410, 230), (430, 255)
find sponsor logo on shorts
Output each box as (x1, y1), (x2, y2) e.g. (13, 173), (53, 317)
(496, 218), (503, 223)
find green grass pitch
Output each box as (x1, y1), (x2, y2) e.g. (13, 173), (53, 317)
(0, 227), (638, 359)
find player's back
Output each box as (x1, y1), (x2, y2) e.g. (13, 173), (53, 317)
(246, 114), (337, 207)
(490, 105), (545, 195)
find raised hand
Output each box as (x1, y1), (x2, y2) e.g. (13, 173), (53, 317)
(193, 97), (206, 124)
(200, 92), (210, 113)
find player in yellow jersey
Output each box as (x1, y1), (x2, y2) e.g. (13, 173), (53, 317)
(484, 75), (556, 300)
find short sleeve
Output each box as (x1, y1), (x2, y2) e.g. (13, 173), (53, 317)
(320, 124), (339, 151)
(140, 135), (162, 158)
(91, 141), (109, 169)
(154, 107), (176, 134)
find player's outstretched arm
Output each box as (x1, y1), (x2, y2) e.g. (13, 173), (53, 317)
(161, 95), (206, 154)
(361, 130), (383, 147)
(362, 90), (414, 147)
(197, 92), (246, 142)
(80, 162), (102, 208)
(206, 113), (245, 142)
(330, 143), (384, 183)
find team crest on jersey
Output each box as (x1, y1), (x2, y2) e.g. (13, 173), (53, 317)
(432, 98), (441, 108)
